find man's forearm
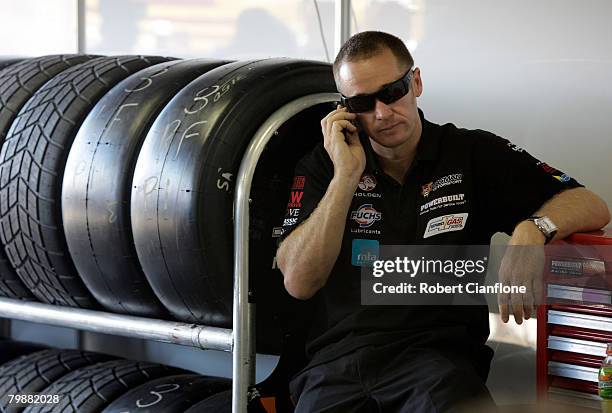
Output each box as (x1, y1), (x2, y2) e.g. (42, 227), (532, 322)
(512, 187), (610, 244)
(278, 175), (359, 300)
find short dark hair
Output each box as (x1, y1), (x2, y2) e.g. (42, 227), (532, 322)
(333, 31), (414, 83)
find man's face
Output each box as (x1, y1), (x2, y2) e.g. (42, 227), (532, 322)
(337, 47), (423, 149)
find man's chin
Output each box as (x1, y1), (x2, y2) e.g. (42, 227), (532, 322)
(371, 133), (411, 149)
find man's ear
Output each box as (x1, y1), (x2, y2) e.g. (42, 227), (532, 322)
(413, 67), (423, 98)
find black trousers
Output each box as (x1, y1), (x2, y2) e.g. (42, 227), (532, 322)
(289, 340), (498, 413)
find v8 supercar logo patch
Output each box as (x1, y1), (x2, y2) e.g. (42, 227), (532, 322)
(423, 213), (468, 239)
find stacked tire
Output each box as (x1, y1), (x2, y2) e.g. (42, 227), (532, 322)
(0, 345), (232, 413)
(0, 54), (335, 354)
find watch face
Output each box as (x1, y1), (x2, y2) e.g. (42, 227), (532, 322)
(536, 217), (558, 234)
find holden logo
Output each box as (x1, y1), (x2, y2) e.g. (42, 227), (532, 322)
(358, 174), (377, 191)
(350, 204), (382, 228)
(421, 182), (432, 197)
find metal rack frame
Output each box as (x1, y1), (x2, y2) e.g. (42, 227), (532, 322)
(0, 92), (339, 413)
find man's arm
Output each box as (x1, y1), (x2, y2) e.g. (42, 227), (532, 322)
(471, 132), (610, 323)
(511, 187), (610, 244)
(277, 175), (358, 300)
(277, 105), (365, 300)
(500, 187), (610, 324)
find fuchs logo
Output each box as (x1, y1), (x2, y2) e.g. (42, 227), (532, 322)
(421, 182), (433, 197)
(350, 204), (382, 228)
(358, 174), (377, 191)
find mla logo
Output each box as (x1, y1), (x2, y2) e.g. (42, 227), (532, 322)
(350, 204), (382, 228)
(351, 239), (379, 267)
(358, 174), (377, 191)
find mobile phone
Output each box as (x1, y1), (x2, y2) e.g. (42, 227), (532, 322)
(334, 102), (361, 140)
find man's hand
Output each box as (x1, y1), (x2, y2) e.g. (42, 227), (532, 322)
(321, 105), (366, 183)
(498, 221), (545, 324)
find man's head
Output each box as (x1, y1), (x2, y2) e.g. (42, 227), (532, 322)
(333, 31), (422, 150)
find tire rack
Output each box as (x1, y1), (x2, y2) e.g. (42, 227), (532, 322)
(0, 92), (339, 413)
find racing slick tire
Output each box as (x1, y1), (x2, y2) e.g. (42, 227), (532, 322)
(0, 55), (173, 308)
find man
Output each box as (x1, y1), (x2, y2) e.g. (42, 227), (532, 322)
(276, 31), (610, 412)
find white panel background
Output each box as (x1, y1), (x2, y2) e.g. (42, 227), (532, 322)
(0, 0), (77, 55)
(353, 0), (612, 209)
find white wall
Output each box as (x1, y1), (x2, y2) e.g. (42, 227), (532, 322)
(0, 0), (77, 55)
(354, 0), (612, 208)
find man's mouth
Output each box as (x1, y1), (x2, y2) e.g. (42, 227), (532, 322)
(379, 123), (399, 133)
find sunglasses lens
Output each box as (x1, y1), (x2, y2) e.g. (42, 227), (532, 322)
(343, 71), (411, 112)
(379, 79), (408, 104)
(347, 95), (375, 113)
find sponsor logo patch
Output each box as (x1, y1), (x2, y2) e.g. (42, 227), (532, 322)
(507, 142), (524, 152)
(537, 162), (561, 175)
(351, 239), (379, 267)
(421, 173), (463, 197)
(350, 204), (382, 228)
(272, 227), (284, 237)
(420, 194), (466, 215)
(283, 217), (298, 226)
(292, 175), (305, 190)
(554, 174), (571, 183)
(537, 162), (573, 183)
(354, 191), (382, 198)
(423, 213), (468, 239)
(358, 174), (377, 191)
(287, 191), (303, 208)
(432, 173), (463, 192)
(350, 227), (381, 235)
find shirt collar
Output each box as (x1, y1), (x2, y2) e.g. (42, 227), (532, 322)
(360, 108), (441, 174)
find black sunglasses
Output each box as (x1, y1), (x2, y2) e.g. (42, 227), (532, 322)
(340, 68), (414, 113)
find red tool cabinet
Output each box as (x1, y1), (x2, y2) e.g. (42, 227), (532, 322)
(537, 229), (612, 410)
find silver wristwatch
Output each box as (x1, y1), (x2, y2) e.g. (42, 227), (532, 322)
(526, 216), (558, 244)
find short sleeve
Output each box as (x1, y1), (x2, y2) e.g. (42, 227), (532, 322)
(276, 143), (333, 247)
(472, 131), (584, 236)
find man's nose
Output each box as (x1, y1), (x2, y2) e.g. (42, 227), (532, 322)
(374, 99), (393, 119)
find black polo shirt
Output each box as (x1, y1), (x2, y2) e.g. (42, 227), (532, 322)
(277, 108), (583, 366)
